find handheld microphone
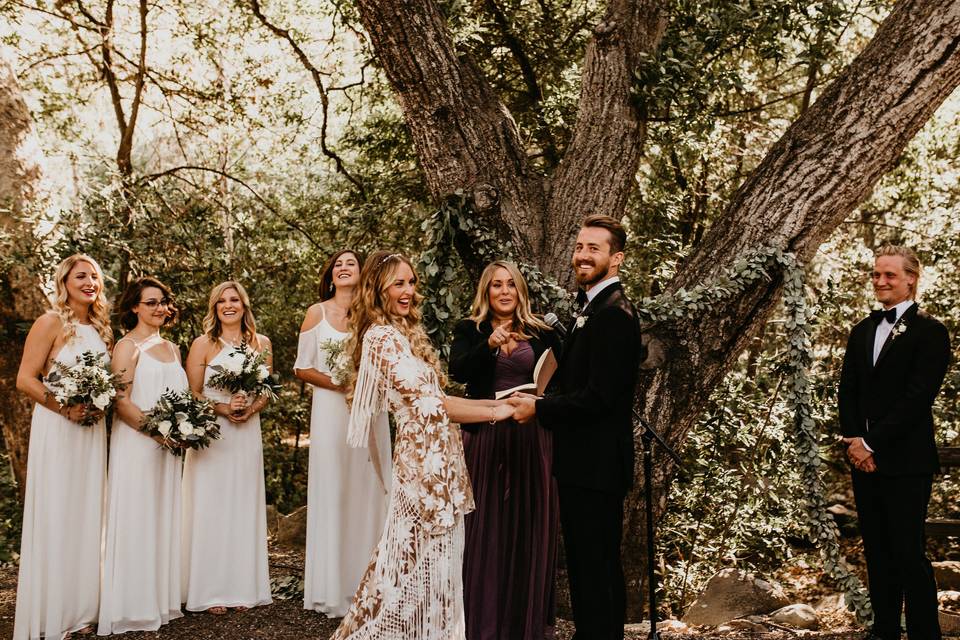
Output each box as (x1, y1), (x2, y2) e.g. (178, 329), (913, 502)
(543, 312), (567, 339)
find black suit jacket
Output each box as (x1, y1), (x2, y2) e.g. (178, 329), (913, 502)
(838, 303), (951, 476)
(448, 318), (561, 402)
(536, 282), (642, 494)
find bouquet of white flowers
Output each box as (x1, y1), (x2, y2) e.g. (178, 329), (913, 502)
(140, 389), (221, 456)
(43, 350), (126, 426)
(206, 344), (282, 409)
(318, 338), (351, 386)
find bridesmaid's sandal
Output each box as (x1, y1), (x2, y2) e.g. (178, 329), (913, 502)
(234, 606), (249, 612)
(77, 625), (96, 634)
(207, 606), (229, 615)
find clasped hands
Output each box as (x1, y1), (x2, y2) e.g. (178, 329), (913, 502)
(502, 392), (538, 424)
(842, 436), (876, 473)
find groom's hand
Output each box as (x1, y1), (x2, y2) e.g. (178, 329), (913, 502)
(842, 437), (876, 472)
(507, 394), (537, 423)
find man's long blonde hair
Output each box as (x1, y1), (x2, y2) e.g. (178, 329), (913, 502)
(468, 260), (550, 338)
(52, 254), (113, 348)
(344, 251), (444, 398)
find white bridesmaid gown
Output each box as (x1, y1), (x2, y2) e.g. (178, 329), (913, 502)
(180, 341), (272, 611)
(98, 342), (186, 635)
(14, 323), (107, 640)
(295, 315), (391, 617)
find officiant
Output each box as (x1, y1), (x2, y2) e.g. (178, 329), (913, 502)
(448, 260), (561, 640)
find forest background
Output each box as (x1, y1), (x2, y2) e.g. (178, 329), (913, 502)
(0, 0), (959, 623)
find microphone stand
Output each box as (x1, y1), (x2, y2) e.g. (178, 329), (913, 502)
(633, 408), (681, 640)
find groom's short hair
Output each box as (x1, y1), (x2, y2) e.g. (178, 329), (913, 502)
(582, 214), (627, 254)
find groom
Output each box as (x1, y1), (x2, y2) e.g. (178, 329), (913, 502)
(511, 214), (642, 640)
(838, 245), (951, 640)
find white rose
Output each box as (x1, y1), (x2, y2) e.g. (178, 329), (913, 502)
(92, 392), (111, 410)
(222, 350), (246, 374)
(157, 420), (173, 437)
(178, 420), (194, 435)
(257, 365), (270, 381)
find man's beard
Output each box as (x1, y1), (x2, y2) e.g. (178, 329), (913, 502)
(575, 261), (610, 286)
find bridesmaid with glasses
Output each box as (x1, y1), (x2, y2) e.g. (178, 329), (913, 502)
(98, 277), (186, 635)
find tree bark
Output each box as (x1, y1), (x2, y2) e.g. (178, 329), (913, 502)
(355, 0), (960, 620)
(0, 52), (49, 499)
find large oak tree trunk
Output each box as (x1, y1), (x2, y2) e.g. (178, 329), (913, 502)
(355, 0), (960, 619)
(0, 52), (48, 499)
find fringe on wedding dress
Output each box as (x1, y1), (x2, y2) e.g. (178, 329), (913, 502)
(332, 484), (466, 640)
(346, 329), (389, 449)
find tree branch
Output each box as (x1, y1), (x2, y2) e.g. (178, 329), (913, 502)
(351, 0), (546, 258)
(545, 0), (668, 281)
(136, 164), (323, 249)
(246, 0), (366, 197)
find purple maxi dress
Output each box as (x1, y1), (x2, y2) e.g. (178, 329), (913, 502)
(461, 341), (559, 640)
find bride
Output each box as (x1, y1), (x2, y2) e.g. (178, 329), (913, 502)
(331, 251), (514, 640)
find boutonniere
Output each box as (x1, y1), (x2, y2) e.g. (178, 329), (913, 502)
(574, 315), (588, 330)
(891, 320), (907, 339)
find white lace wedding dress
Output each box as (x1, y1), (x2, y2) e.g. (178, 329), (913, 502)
(331, 324), (474, 640)
(14, 323), (107, 640)
(295, 316), (390, 617)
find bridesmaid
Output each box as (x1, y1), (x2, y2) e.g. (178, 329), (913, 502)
(181, 281), (272, 614)
(294, 249), (390, 617)
(14, 254), (113, 640)
(98, 277), (185, 635)
(449, 260), (561, 640)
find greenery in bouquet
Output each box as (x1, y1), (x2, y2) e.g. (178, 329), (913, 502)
(206, 343), (282, 401)
(140, 389), (221, 456)
(43, 350), (126, 426)
(318, 338), (351, 387)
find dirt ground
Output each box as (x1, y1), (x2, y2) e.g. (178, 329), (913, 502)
(0, 545), (871, 640)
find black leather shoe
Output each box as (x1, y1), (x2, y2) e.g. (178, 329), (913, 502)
(862, 630), (899, 640)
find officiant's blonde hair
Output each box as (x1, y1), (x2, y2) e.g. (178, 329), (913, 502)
(468, 260), (550, 339)
(875, 244), (921, 298)
(345, 251), (445, 399)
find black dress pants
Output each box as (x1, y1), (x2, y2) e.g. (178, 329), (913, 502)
(852, 471), (940, 640)
(559, 484), (626, 640)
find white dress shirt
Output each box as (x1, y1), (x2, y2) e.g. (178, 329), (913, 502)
(583, 275), (620, 308)
(872, 299), (915, 364)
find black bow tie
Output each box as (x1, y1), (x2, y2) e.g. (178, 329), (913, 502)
(870, 308), (897, 325)
(575, 290), (588, 308)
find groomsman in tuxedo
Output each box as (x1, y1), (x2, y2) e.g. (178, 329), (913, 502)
(839, 244), (951, 640)
(511, 214), (642, 640)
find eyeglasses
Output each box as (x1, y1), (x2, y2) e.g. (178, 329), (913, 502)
(140, 299), (171, 308)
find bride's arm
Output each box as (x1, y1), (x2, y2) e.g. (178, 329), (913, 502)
(443, 395), (512, 424)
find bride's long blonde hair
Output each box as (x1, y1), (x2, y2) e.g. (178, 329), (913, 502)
(344, 251), (444, 399)
(52, 254), (113, 348)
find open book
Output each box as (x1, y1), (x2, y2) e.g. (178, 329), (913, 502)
(494, 348), (558, 399)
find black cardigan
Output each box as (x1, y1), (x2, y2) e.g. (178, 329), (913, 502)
(448, 318), (561, 401)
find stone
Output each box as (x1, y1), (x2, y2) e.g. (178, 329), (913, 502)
(935, 561), (960, 591)
(657, 619), (690, 633)
(770, 603), (819, 630)
(827, 503), (860, 536)
(274, 504), (308, 548)
(940, 609), (960, 636)
(940, 590), (960, 611)
(682, 568), (790, 626)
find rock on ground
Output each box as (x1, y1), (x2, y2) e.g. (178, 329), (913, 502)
(682, 568), (790, 626)
(936, 561), (960, 591)
(771, 603), (819, 630)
